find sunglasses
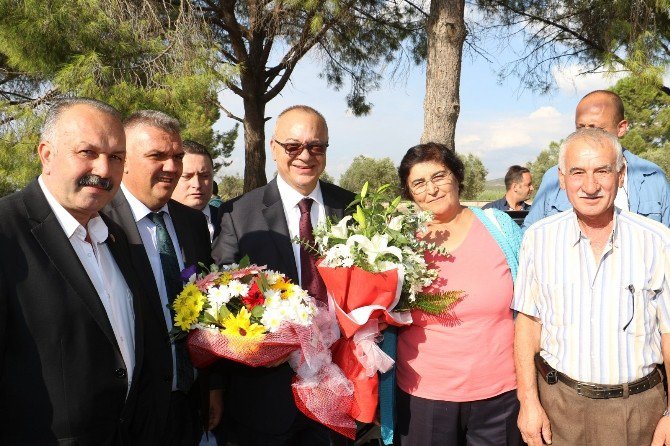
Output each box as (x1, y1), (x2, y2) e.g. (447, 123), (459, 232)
(274, 139), (328, 157)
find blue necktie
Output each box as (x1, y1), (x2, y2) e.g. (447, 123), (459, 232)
(148, 211), (194, 393)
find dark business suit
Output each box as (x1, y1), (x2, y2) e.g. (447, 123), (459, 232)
(211, 179), (354, 444)
(104, 191), (213, 445)
(0, 179), (158, 445)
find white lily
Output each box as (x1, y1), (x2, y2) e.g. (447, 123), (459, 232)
(347, 233), (403, 266)
(388, 215), (404, 231)
(330, 215), (352, 239)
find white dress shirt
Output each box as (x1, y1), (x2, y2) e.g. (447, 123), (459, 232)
(276, 175), (326, 286)
(121, 184), (184, 390)
(39, 176), (136, 393)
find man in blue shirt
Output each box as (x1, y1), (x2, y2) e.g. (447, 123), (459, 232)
(483, 165), (533, 211)
(522, 90), (670, 230)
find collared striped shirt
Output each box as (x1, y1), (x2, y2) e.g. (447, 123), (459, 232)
(512, 208), (670, 384)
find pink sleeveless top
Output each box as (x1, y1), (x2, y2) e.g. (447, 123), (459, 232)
(396, 218), (517, 401)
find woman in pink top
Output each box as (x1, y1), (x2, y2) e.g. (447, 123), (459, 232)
(395, 143), (522, 445)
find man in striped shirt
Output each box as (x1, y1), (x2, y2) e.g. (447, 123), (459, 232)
(513, 128), (670, 446)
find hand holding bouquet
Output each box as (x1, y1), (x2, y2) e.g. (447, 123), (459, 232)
(305, 183), (462, 440)
(171, 258), (357, 438)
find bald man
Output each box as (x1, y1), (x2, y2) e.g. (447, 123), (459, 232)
(212, 105), (355, 445)
(522, 90), (670, 230)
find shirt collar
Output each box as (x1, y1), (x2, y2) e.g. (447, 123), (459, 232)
(38, 175), (109, 242)
(568, 207), (620, 247)
(121, 183), (170, 223)
(276, 174), (324, 209)
(201, 205), (212, 222)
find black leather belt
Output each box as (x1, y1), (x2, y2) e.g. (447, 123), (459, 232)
(535, 354), (663, 399)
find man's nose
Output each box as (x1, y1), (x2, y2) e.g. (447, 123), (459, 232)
(582, 172), (600, 194)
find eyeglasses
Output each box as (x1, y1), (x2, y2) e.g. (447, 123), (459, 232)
(410, 170), (454, 195)
(274, 139), (328, 157)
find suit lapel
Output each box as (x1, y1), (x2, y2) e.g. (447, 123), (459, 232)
(102, 214), (145, 389)
(168, 200), (191, 265)
(24, 181), (120, 352)
(104, 192), (167, 331)
(321, 181), (349, 220)
(262, 180), (299, 281)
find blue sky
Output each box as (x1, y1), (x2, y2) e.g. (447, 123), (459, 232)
(214, 37), (627, 181)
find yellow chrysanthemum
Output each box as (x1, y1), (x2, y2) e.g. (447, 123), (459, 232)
(216, 272), (233, 286)
(174, 306), (199, 331)
(270, 278), (295, 300)
(221, 307), (266, 340)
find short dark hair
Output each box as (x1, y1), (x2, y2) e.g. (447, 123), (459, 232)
(123, 110), (181, 135)
(41, 97), (121, 141)
(182, 140), (214, 168)
(580, 90), (625, 123)
(504, 165), (530, 190)
(398, 142), (465, 199)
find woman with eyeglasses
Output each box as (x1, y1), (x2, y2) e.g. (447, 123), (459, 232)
(395, 142), (523, 445)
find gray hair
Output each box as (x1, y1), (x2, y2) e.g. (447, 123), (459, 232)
(558, 128), (624, 173)
(41, 97), (121, 141)
(123, 110), (181, 135)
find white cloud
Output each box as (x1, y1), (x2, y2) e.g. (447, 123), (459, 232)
(529, 106), (561, 120)
(552, 64), (627, 96)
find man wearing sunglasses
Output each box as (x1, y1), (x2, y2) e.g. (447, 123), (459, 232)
(212, 105), (354, 445)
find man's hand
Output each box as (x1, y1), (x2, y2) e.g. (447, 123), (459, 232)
(651, 415), (670, 446)
(207, 389), (224, 431)
(518, 398), (552, 446)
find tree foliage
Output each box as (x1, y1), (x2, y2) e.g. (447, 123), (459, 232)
(527, 140), (560, 190)
(193, 0), (425, 191)
(460, 153), (488, 200)
(0, 0), (234, 196)
(476, 0), (670, 95)
(612, 75), (670, 174)
(217, 174), (245, 201)
(339, 155), (399, 194)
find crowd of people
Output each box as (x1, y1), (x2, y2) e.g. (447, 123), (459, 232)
(0, 88), (668, 446)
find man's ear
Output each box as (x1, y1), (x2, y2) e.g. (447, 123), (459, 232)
(37, 141), (54, 175)
(618, 162), (626, 188)
(617, 119), (629, 138)
(558, 169), (566, 191)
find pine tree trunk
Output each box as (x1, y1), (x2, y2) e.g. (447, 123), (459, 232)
(241, 93), (268, 192)
(421, 0), (466, 149)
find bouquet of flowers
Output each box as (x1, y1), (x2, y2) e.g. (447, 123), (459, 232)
(305, 183), (462, 442)
(171, 258), (358, 438)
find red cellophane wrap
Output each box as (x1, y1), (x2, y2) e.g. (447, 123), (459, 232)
(317, 263), (412, 424)
(187, 306), (359, 439)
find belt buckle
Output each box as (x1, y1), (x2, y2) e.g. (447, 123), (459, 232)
(576, 382), (605, 398)
(547, 370), (558, 385)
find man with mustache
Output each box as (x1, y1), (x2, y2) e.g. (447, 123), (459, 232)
(0, 98), (163, 444)
(523, 90), (669, 230)
(513, 128), (670, 446)
(104, 110), (221, 445)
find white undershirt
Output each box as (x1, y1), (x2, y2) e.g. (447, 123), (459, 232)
(121, 184), (184, 391)
(39, 176), (136, 394)
(276, 175), (326, 287)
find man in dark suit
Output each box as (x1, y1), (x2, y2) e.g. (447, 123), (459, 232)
(172, 140), (222, 241)
(212, 105), (355, 446)
(0, 98), (162, 444)
(103, 110), (221, 445)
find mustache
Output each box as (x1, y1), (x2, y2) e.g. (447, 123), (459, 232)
(77, 175), (113, 191)
(577, 192), (603, 199)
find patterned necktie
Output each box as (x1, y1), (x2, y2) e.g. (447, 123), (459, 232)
(147, 211), (194, 393)
(298, 198), (327, 303)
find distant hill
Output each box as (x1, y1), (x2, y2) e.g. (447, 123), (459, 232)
(485, 177), (505, 188)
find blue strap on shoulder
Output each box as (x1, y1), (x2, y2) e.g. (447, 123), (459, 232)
(469, 206), (521, 282)
(379, 325), (397, 445)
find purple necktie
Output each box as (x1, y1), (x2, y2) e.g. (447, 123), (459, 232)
(298, 198), (327, 303)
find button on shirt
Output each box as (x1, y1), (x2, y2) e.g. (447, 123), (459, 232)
(39, 177), (136, 392)
(276, 175), (326, 286)
(121, 184), (184, 390)
(513, 208), (670, 384)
